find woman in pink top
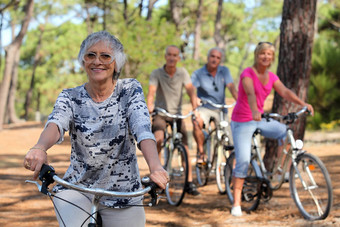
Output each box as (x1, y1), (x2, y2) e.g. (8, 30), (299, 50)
(229, 42), (314, 217)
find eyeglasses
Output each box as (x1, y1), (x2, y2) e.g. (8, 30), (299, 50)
(258, 42), (273, 46)
(83, 52), (114, 64)
(212, 81), (218, 92)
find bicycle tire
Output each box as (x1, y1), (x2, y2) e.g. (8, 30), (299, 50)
(196, 123), (217, 186)
(225, 152), (262, 212)
(165, 143), (188, 206)
(289, 153), (333, 220)
(160, 138), (170, 168)
(215, 142), (228, 194)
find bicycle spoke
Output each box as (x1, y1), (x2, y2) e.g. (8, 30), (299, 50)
(166, 144), (188, 206)
(289, 153), (332, 220)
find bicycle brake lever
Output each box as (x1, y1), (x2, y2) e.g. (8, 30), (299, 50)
(39, 164), (56, 195)
(141, 176), (159, 206)
(25, 180), (42, 191)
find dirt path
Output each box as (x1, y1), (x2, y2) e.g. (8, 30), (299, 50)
(0, 122), (339, 226)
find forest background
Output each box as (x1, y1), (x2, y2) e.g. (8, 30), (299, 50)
(0, 0), (339, 132)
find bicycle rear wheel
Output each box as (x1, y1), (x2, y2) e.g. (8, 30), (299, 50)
(165, 143), (188, 206)
(289, 153), (333, 220)
(225, 152), (262, 212)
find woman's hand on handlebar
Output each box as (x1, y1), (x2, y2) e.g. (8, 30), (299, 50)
(252, 110), (262, 121)
(24, 148), (48, 180)
(304, 103), (314, 116)
(149, 166), (169, 190)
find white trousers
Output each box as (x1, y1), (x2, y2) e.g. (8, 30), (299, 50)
(53, 189), (146, 227)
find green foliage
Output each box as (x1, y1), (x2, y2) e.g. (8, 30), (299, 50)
(308, 21), (340, 129)
(17, 22), (87, 118)
(3, 0), (334, 126)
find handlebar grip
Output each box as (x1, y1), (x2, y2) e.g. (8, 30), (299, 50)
(141, 176), (159, 206)
(39, 164), (56, 194)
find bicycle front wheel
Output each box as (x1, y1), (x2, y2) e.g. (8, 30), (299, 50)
(289, 153), (333, 220)
(160, 140), (170, 168)
(196, 127), (217, 186)
(215, 143), (228, 194)
(225, 152), (262, 212)
(165, 143), (189, 206)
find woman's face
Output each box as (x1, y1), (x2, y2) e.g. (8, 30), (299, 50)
(84, 41), (115, 83)
(256, 48), (274, 68)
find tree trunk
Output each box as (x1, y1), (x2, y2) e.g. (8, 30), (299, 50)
(7, 45), (21, 123)
(264, 0), (317, 171)
(102, 0), (107, 30)
(169, 0), (183, 31)
(214, 0), (225, 49)
(146, 0), (158, 21)
(0, 0), (34, 130)
(24, 26), (45, 120)
(192, 0), (202, 60)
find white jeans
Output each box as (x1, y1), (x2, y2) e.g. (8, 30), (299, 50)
(53, 189), (146, 227)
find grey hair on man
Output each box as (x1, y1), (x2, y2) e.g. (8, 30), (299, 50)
(207, 47), (225, 63)
(78, 31), (127, 79)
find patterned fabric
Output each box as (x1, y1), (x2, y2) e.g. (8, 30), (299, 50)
(47, 78), (155, 208)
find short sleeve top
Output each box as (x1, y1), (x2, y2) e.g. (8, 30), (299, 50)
(191, 65), (233, 113)
(149, 66), (191, 114)
(232, 67), (279, 122)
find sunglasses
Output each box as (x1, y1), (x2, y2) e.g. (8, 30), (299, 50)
(83, 52), (115, 64)
(258, 41), (273, 46)
(212, 81), (218, 92)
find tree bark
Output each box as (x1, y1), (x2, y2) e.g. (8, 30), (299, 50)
(0, 0), (34, 130)
(7, 44), (21, 123)
(24, 26), (45, 120)
(264, 0), (317, 171)
(169, 0), (183, 31)
(192, 0), (202, 60)
(146, 0), (158, 21)
(214, 0), (225, 49)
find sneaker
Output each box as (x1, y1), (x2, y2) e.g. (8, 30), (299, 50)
(231, 206), (243, 217)
(185, 182), (200, 196)
(284, 172), (289, 182)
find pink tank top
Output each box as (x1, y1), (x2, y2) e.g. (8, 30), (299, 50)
(232, 67), (279, 122)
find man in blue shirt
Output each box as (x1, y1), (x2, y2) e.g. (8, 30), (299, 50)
(191, 47), (238, 163)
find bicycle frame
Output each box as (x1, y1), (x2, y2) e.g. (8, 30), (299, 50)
(200, 99), (235, 164)
(154, 108), (191, 168)
(252, 107), (316, 190)
(252, 128), (300, 189)
(226, 107), (333, 220)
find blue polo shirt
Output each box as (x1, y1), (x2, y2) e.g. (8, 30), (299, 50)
(191, 65), (233, 112)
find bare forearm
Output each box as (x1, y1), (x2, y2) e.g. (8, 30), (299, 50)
(140, 139), (162, 172)
(247, 93), (258, 112)
(139, 139), (168, 189)
(283, 89), (306, 106)
(227, 83), (238, 101)
(34, 123), (60, 151)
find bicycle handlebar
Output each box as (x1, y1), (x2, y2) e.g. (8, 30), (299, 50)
(200, 98), (236, 109)
(26, 164), (159, 206)
(152, 107), (194, 120)
(262, 106), (310, 124)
